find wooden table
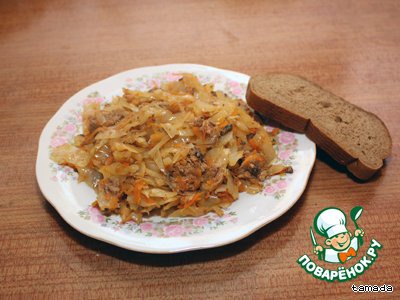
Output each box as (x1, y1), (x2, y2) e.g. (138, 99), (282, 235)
(1, 0), (399, 298)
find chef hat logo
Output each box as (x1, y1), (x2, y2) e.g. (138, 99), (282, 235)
(314, 207), (348, 239)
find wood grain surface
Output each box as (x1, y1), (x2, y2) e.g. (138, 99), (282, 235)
(1, 0), (399, 298)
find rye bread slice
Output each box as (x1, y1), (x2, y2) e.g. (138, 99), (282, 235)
(246, 73), (392, 180)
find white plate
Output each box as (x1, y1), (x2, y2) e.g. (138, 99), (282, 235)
(36, 64), (316, 253)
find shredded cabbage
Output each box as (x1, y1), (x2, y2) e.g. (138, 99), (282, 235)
(51, 74), (291, 222)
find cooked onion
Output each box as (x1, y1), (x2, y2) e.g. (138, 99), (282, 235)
(51, 73), (290, 222)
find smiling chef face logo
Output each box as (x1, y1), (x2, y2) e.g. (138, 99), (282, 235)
(297, 206), (383, 282)
(311, 207), (365, 264)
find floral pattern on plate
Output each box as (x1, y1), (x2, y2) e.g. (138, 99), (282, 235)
(124, 72), (247, 99)
(78, 206), (238, 238)
(48, 71), (297, 237)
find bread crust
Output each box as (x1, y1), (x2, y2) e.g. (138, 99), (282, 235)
(246, 75), (392, 180)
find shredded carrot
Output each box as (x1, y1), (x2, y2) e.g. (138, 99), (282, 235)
(232, 125), (238, 136)
(270, 128), (280, 136)
(173, 143), (183, 148)
(192, 126), (205, 141)
(176, 176), (188, 191)
(133, 179), (145, 204)
(230, 107), (239, 116)
(242, 153), (265, 167)
(142, 195), (156, 205)
(205, 179), (214, 186)
(169, 102), (181, 113)
(107, 196), (119, 210)
(105, 156), (114, 165)
(198, 144), (207, 154)
(238, 181), (246, 192)
(218, 120), (229, 129)
(217, 192), (234, 203)
(149, 132), (164, 145)
(249, 127), (258, 134)
(248, 138), (260, 151)
(192, 126), (201, 138)
(184, 193), (202, 208)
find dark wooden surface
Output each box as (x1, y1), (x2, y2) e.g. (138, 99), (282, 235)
(1, 0), (399, 298)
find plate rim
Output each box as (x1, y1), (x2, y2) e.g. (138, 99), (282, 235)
(36, 63), (316, 253)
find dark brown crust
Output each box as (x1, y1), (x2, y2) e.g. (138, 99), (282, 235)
(246, 75), (391, 180)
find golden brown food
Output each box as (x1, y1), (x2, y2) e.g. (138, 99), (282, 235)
(51, 74), (291, 222)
